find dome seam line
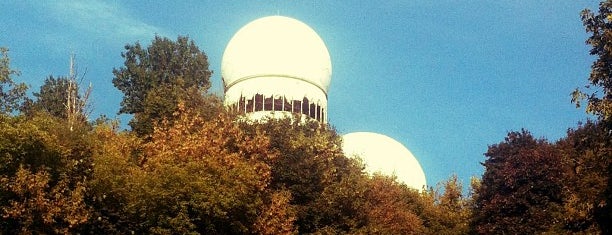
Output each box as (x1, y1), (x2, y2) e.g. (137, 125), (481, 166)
(224, 74), (328, 98)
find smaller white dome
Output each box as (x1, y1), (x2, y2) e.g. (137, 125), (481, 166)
(221, 16), (332, 94)
(342, 132), (427, 190)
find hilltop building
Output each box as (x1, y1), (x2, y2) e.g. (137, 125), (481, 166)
(221, 16), (331, 123)
(221, 16), (426, 189)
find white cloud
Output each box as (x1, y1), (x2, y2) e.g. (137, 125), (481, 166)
(35, 0), (166, 42)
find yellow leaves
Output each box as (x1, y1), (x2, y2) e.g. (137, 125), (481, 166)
(1, 166), (89, 233)
(253, 190), (297, 235)
(145, 102), (273, 172)
(88, 102), (279, 233)
(362, 175), (424, 234)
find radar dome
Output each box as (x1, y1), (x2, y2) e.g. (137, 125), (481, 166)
(222, 16), (332, 123)
(342, 132), (427, 190)
(222, 15), (332, 94)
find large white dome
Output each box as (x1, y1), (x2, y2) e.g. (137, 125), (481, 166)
(342, 132), (427, 190)
(221, 16), (332, 94)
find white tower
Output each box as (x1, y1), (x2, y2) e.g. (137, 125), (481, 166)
(221, 16), (332, 123)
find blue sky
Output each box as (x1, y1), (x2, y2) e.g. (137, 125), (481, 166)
(0, 1), (600, 187)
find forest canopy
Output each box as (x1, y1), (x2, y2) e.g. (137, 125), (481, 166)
(1, 1), (612, 233)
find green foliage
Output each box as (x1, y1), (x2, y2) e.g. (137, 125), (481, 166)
(253, 190), (297, 235)
(419, 175), (471, 235)
(1, 166), (89, 234)
(11, 12), (612, 232)
(25, 28), (612, 233)
(469, 122), (612, 235)
(0, 47), (28, 114)
(30, 76), (71, 118)
(574, 1), (612, 121)
(569, 2), (612, 233)
(471, 130), (566, 234)
(13, 23), (612, 233)
(79, 121), (139, 233)
(0, 113), (93, 233)
(0, 108), (474, 234)
(242, 118), (429, 234)
(241, 118), (355, 233)
(358, 174), (424, 234)
(0, 97), (474, 234)
(112, 35), (214, 136)
(86, 105), (296, 234)
(558, 121), (612, 234)
(0, 113), (92, 181)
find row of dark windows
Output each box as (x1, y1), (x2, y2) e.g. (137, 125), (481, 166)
(231, 94), (325, 122)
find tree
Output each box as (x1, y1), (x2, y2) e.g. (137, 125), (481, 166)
(81, 121), (140, 233)
(65, 54), (92, 131)
(241, 118), (429, 234)
(32, 56), (92, 130)
(252, 190), (297, 235)
(359, 174), (424, 234)
(0, 47), (28, 114)
(471, 130), (566, 234)
(1, 167), (89, 234)
(418, 175), (470, 235)
(112, 35), (214, 136)
(87, 104), (291, 234)
(574, 1), (612, 121)
(32, 76), (71, 118)
(558, 120), (612, 233)
(437, 175), (469, 233)
(240, 118), (359, 233)
(573, 2), (612, 233)
(0, 113), (93, 233)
